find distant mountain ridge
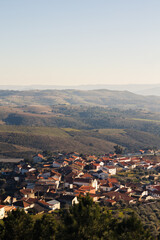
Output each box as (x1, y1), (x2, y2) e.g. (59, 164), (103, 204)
(0, 84), (160, 96)
(136, 87), (160, 96)
(1, 89), (160, 112)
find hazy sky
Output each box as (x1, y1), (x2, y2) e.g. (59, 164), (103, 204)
(0, 0), (160, 86)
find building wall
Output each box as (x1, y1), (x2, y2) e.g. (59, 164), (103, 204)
(0, 207), (5, 219)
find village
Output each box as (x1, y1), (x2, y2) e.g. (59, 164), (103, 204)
(0, 149), (160, 219)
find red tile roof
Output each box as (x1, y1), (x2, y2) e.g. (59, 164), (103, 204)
(0, 205), (5, 209)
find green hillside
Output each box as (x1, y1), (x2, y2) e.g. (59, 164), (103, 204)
(0, 125), (160, 157)
(1, 89), (160, 155)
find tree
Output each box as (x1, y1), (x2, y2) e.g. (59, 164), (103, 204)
(0, 223), (5, 239)
(3, 209), (34, 240)
(59, 194), (115, 240)
(114, 145), (123, 154)
(33, 214), (58, 240)
(113, 213), (152, 240)
(0, 196), (154, 240)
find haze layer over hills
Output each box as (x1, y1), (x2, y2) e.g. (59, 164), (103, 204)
(1, 84), (160, 96)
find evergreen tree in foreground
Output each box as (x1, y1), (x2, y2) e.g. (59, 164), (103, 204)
(59, 194), (115, 240)
(0, 195), (154, 240)
(33, 214), (57, 240)
(2, 208), (33, 240)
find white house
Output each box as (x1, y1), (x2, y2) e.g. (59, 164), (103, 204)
(0, 205), (5, 219)
(103, 166), (116, 175)
(58, 195), (79, 206)
(73, 178), (98, 190)
(47, 200), (60, 210)
(100, 182), (113, 192)
(92, 170), (108, 179)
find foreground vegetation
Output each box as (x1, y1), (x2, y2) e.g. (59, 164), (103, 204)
(0, 196), (153, 240)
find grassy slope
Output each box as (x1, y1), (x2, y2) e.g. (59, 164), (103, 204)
(0, 126), (160, 156)
(97, 128), (160, 151)
(0, 126), (115, 155)
(0, 125), (69, 137)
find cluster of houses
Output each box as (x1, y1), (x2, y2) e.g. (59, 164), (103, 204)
(0, 151), (160, 219)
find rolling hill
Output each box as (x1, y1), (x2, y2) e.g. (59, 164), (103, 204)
(1, 89), (160, 111)
(0, 89), (160, 155)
